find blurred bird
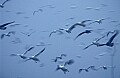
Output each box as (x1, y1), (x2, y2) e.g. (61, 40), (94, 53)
(0, 21), (15, 30)
(21, 31), (35, 37)
(52, 54), (67, 62)
(0, 0), (10, 8)
(89, 18), (109, 25)
(49, 29), (64, 37)
(92, 30), (119, 47)
(56, 59), (74, 74)
(10, 46), (35, 59)
(79, 65), (97, 73)
(33, 9), (43, 15)
(56, 65), (69, 74)
(1, 31), (15, 39)
(74, 30), (93, 40)
(59, 20), (92, 33)
(24, 48), (46, 63)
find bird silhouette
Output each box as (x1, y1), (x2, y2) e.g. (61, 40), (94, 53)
(52, 54), (67, 62)
(49, 29), (64, 37)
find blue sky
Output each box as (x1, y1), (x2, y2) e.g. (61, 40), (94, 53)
(0, 0), (120, 78)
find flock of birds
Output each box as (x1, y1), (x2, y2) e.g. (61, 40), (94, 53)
(0, 0), (120, 75)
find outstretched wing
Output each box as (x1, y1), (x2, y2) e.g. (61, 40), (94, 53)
(81, 20), (92, 24)
(83, 43), (94, 50)
(74, 32), (86, 40)
(23, 46), (35, 55)
(8, 31), (16, 35)
(106, 30), (119, 44)
(1, 0), (10, 6)
(0, 21), (15, 27)
(34, 48), (46, 57)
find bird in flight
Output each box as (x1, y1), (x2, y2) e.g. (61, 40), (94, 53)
(56, 59), (74, 74)
(0, 21), (15, 30)
(10, 46), (35, 59)
(59, 20), (92, 33)
(21, 31), (35, 37)
(49, 29), (64, 37)
(33, 9), (43, 15)
(79, 65), (97, 73)
(0, 0), (10, 8)
(1, 31), (15, 39)
(52, 54), (67, 62)
(83, 30), (119, 50)
(88, 18), (110, 25)
(24, 48), (46, 63)
(74, 30), (93, 40)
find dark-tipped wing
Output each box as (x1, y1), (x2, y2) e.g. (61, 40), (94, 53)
(34, 48), (46, 57)
(1, 0), (10, 6)
(83, 43), (93, 50)
(67, 24), (77, 33)
(74, 32), (86, 40)
(23, 46), (35, 55)
(106, 30), (119, 44)
(0, 21), (15, 27)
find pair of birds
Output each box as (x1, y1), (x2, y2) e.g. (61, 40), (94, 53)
(10, 47), (46, 63)
(49, 18), (107, 37)
(83, 30), (119, 50)
(79, 65), (110, 73)
(56, 59), (74, 74)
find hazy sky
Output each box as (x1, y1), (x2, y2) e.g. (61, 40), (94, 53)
(0, 0), (120, 78)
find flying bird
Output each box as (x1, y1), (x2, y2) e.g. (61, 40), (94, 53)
(52, 54), (67, 62)
(24, 48), (46, 63)
(92, 30), (119, 47)
(33, 9), (43, 15)
(1, 31), (15, 39)
(55, 59), (74, 74)
(89, 18), (109, 25)
(59, 20), (92, 33)
(79, 65), (97, 73)
(49, 29), (64, 37)
(0, 0), (10, 8)
(74, 30), (93, 40)
(56, 65), (69, 74)
(0, 21), (15, 30)
(10, 46), (35, 59)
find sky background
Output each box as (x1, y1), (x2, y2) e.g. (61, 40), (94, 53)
(0, 0), (120, 78)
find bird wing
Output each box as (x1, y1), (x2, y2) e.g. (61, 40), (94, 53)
(2, 0), (10, 6)
(67, 24), (77, 32)
(0, 21), (15, 27)
(34, 48), (46, 57)
(106, 30), (119, 44)
(1, 34), (5, 39)
(83, 43), (93, 50)
(8, 31), (16, 35)
(74, 31), (86, 40)
(81, 20), (92, 24)
(23, 46), (34, 55)
(49, 31), (55, 37)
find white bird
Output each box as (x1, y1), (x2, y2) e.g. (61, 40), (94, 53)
(24, 48), (46, 63)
